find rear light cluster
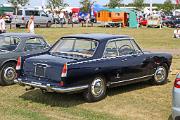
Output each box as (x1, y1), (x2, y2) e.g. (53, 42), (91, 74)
(59, 63), (68, 87)
(61, 63), (67, 77)
(174, 77), (180, 88)
(16, 56), (21, 70)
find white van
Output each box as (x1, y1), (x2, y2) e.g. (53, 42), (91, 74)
(12, 7), (53, 28)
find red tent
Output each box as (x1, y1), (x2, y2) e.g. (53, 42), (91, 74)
(72, 8), (80, 13)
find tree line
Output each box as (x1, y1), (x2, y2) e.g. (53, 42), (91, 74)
(6, 0), (180, 13)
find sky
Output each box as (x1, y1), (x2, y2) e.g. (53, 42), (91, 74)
(0, 0), (174, 7)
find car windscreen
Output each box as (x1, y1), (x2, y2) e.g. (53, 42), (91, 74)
(0, 36), (20, 51)
(50, 38), (98, 58)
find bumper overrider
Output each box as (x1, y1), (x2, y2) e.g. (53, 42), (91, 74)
(14, 78), (88, 93)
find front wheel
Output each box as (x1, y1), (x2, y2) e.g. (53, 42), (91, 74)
(0, 62), (16, 86)
(84, 76), (107, 102)
(150, 64), (168, 85)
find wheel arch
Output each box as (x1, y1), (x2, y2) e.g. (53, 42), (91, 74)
(1, 59), (17, 68)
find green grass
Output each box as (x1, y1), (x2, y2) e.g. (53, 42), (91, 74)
(0, 27), (180, 120)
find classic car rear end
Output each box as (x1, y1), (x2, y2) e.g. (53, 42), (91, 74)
(15, 37), (98, 93)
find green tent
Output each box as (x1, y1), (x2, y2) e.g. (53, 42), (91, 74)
(118, 8), (138, 28)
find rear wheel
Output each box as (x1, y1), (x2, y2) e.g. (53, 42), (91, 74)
(151, 64), (168, 85)
(84, 76), (107, 102)
(46, 21), (51, 27)
(0, 62), (16, 86)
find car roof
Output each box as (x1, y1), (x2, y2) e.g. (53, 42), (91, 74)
(62, 33), (131, 42)
(0, 33), (43, 39)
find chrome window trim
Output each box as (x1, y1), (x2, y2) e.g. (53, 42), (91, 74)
(67, 38), (144, 65)
(102, 38), (143, 58)
(50, 38), (99, 58)
(109, 74), (154, 85)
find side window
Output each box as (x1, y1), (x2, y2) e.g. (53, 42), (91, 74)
(104, 41), (118, 57)
(130, 39), (142, 54)
(25, 10), (40, 16)
(116, 40), (135, 56)
(12, 37), (21, 45)
(41, 12), (47, 17)
(25, 38), (46, 51)
(17, 10), (22, 15)
(34, 11), (40, 16)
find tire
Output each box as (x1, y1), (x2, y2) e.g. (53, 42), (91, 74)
(0, 62), (16, 86)
(46, 21), (51, 28)
(16, 24), (21, 28)
(150, 64), (169, 85)
(83, 76), (107, 102)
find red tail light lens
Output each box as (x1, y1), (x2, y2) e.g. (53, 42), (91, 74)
(174, 78), (180, 88)
(61, 63), (67, 77)
(22, 17), (24, 20)
(16, 56), (21, 70)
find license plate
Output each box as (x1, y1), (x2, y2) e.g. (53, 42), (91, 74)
(35, 65), (46, 77)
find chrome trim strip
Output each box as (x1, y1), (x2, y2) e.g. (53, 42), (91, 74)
(67, 53), (142, 65)
(110, 74), (154, 85)
(14, 79), (88, 93)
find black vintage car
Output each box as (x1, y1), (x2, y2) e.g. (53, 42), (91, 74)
(0, 33), (50, 86)
(15, 34), (172, 102)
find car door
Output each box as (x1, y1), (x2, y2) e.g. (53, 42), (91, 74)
(103, 39), (152, 84)
(23, 37), (49, 56)
(40, 11), (48, 24)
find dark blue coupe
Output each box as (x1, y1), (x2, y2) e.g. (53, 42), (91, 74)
(15, 34), (172, 102)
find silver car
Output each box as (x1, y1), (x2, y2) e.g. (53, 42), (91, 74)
(12, 8), (53, 28)
(172, 73), (180, 120)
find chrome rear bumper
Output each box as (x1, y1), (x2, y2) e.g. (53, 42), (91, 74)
(14, 79), (88, 93)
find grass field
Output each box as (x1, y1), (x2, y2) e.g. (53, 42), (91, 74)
(1, 27), (180, 120)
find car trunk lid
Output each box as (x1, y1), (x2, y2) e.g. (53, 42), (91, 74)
(23, 54), (75, 82)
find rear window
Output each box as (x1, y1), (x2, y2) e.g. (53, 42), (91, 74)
(0, 36), (20, 51)
(50, 38), (98, 58)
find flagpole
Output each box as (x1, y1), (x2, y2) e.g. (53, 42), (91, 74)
(150, 0), (152, 14)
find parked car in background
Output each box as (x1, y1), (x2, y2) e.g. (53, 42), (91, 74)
(162, 16), (180, 28)
(12, 7), (53, 28)
(15, 34), (172, 102)
(0, 33), (50, 86)
(172, 73), (180, 120)
(139, 18), (147, 26)
(147, 14), (161, 28)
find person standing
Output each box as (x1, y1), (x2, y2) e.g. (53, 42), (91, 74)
(59, 11), (65, 27)
(0, 15), (6, 33)
(28, 15), (35, 33)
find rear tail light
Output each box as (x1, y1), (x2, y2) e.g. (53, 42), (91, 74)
(22, 16), (24, 20)
(16, 56), (21, 70)
(61, 63), (67, 77)
(174, 78), (180, 88)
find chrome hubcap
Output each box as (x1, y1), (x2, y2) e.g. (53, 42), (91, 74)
(3, 67), (16, 81)
(91, 78), (105, 97)
(154, 66), (166, 82)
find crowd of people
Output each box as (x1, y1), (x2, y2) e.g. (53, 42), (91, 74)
(48, 10), (95, 26)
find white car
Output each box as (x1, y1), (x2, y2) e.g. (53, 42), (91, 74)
(12, 8), (53, 28)
(172, 73), (180, 120)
